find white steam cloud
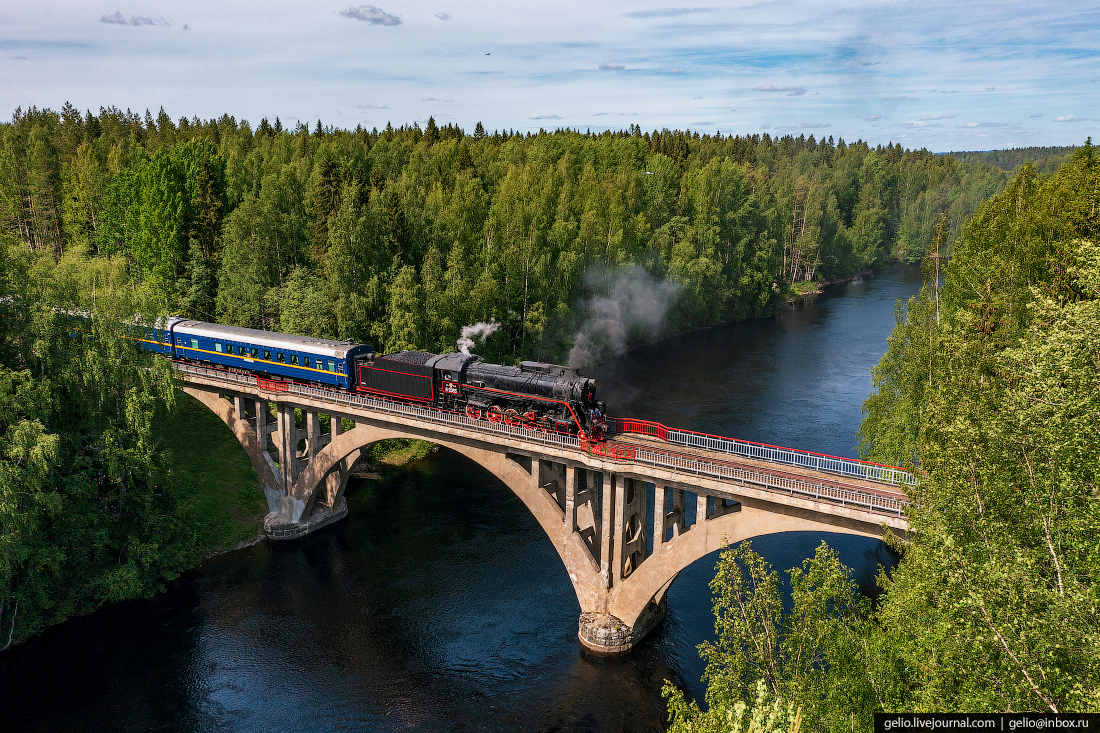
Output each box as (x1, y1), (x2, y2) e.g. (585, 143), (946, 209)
(568, 266), (679, 370)
(457, 320), (500, 354)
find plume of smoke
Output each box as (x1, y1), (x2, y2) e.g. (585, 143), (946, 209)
(457, 320), (500, 354)
(568, 266), (679, 370)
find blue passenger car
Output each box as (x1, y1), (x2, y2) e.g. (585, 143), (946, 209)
(170, 320), (372, 389)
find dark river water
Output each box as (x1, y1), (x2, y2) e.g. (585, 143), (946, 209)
(1, 266), (922, 733)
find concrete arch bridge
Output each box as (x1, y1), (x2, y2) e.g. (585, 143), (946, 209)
(176, 362), (910, 654)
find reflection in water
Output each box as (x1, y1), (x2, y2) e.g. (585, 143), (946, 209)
(0, 266), (921, 732)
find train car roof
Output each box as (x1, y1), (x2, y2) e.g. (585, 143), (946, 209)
(173, 320), (369, 358)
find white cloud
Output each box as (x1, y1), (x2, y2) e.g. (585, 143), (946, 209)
(355, 103), (389, 109)
(593, 112), (609, 116)
(956, 122), (1009, 128)
(435, 12), (451, 20)
(623, 7), (715, 18)
(530, 113), (562, 119)
(669, 67), (685, 74)
(423, 97), (440, 102)
(861, 114), (884, 121)
(1030, 114), (1044, 118)
(779, 122), (830, 130)
(599, 62), (625, 70)
(340, 5), (401, 26)
(1053, 115), (1088, 122)
(100, 12), (170, 27)
(755, 85), (806, 96)
(919, 114), (956, 121)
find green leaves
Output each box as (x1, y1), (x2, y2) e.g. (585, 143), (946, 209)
(667, 541), (879, 732)
(857, 147), (1100, 715)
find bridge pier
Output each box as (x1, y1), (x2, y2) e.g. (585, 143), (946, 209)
(177, 366), (908, 655)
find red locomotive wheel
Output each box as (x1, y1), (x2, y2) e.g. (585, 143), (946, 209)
(465, 405), (482, 421)
(503, 408), (521, 427)
(522, 411), (538, 430)
(487, 405), (504, 423)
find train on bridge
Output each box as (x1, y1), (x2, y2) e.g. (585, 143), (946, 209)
(120, 318), (609, 440)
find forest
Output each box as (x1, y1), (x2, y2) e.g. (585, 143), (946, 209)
(666, 143), (1100, 729)
(1, 104), (1013, 368)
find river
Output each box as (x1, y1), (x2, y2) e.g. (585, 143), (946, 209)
(1, 265), (923, 733)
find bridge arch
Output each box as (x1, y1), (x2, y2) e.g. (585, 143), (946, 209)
(602, 486), (891, 629)
(290, 423), (607, 614)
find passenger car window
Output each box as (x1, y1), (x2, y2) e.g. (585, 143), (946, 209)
(328, 361), (335, 372)
(303, 357), (311, 368)
(251, 348), (259, 358)
(277, 353), (285, 363)
(264, 350), (271, 360)
(291, 355), (299, 366)
(215, 343), (223, 353)
(191, 339), (199, 349)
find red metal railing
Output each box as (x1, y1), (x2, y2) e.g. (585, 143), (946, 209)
(257, 376), (290, 392)
(609, 418), (669, 441)
(580, 438), (636, 461)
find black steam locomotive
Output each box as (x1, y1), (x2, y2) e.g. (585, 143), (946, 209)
(355, 350), (608, 439)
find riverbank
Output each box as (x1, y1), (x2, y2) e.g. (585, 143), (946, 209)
(786, 269), (876, 301)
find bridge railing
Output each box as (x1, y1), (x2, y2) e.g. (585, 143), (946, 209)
(174, 363), (907, 516)
(608, 418), (912, 486)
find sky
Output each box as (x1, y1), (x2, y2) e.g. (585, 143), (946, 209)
(1, 1), (1098, 152)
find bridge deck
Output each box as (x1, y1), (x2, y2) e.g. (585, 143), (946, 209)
(173, 362), (909, 518)
(607, 432), (908, 502)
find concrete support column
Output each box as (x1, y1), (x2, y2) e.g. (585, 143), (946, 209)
(599, 472), (614, 591)
(277, 403), (302, 487)
(619, 478), (647, 577)
(610, 474), (627, 588)
(697, 493), (709, 525)
(564, 465), (576, 528)
(663, 488), (686, 539)
(653, 485), (666, 550)
(306, 410), (320, 461)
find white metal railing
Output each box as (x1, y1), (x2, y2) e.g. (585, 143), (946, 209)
(667, 429), (913, 486)
(631, 447), (904, 514)
(174, 363), (907, 516)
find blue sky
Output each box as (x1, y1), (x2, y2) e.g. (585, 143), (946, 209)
(2, 1), (1097, 151)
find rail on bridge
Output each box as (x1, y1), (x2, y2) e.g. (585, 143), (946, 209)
(174, 362), (911, 654)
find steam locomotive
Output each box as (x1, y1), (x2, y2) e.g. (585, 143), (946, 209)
(357, 350), (607, 438)
(125, 318), (608, 440)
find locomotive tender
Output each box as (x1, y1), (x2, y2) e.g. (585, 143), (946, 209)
(123, 317), (607, 439)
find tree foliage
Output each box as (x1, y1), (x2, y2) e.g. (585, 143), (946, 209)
(1, 106), (1016, 367)
(669, 143), (1099, 730)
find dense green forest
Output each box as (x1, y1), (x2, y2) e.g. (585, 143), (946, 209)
(666, 143), (1100, 729)
(1, 104), (1011, 368)
(946, 145), (1077, 175)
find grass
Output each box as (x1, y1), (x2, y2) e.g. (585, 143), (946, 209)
(790, 280), (824, 296)
(369, 438), (436, 466)
(157, 390), (269, 556)
(155, 395), (433, 558)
